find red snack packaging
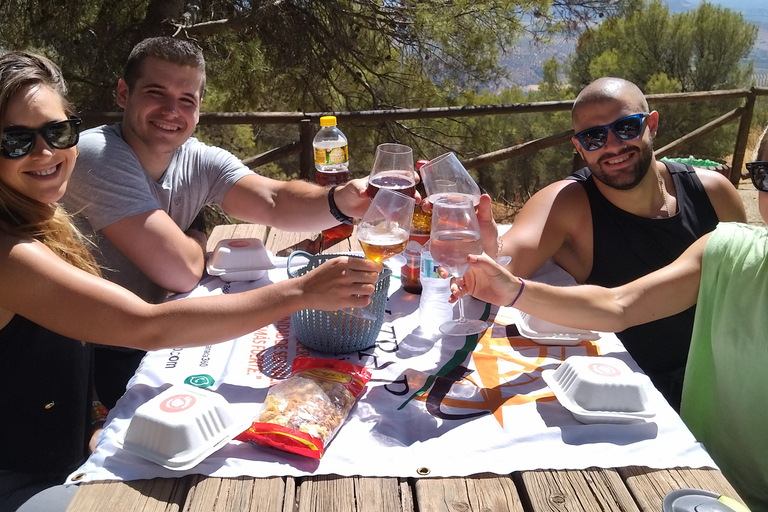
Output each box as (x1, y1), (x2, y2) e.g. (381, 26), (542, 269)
(235, 357), (371, 459)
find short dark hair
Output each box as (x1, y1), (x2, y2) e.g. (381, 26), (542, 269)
(124, 37), (206, 96)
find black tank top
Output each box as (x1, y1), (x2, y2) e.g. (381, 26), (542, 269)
(0, 314), (94, 475)
(568, 162), (718, 408)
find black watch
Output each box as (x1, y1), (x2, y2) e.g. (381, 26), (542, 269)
(328, 185), (354, 225)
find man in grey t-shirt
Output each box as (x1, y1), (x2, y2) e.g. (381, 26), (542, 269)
(62, 37), (370, 408)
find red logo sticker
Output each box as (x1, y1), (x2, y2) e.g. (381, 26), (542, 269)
(228, 240), (250, 248)
(588, 362), (621, 377)
(159, 394), (197, 413)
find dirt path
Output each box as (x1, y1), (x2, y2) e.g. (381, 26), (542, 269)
(737, 180), (764, 226)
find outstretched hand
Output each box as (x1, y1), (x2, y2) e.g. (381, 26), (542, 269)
(298, 256), (383, 310)
(335, 177), (423, 221)
(445, 253), (519, 307)
(334, 178), (371, 219)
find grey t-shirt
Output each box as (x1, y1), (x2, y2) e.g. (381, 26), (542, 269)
(62, 124), (253, 303)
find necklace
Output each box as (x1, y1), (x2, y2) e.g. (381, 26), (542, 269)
(656, 170), (670, 218)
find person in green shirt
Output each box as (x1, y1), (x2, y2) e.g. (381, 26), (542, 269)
(450, 126), (768, 511)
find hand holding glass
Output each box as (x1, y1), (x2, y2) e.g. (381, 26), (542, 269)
(429, 196), (489, 336)
(366, 143), (416, 199)
(420, 152), (481, 206)
(344, 188), (415, 319)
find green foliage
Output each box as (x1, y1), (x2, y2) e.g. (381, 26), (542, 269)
(566, 0), (758, 159)
(568, 0), (756, 92)
(3, 0), (755, 205)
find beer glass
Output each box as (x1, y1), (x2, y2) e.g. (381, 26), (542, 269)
(366, 143), (416, 199)
(420, 152), (481, 206)
(344, 188), (415, 320)
(429, 196), (489, 336)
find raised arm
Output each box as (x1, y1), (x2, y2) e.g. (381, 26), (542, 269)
(102, 209), (206, 293)
(456, 233), (708, 333)
(0, 236), (382, 351)
(221, 174), (370, 230)
(497, 180), (593, 281)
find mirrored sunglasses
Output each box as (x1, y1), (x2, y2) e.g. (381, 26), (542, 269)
(1, 117), (82, 159)
(746, 161), (768, 192)
(573, 113), (649, 151)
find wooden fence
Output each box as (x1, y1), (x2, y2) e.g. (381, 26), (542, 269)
(81, 86), (768, 187)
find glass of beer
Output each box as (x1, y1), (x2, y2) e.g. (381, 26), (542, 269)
(343, 188), (415, 320)
(366, 143), (416, 199)
(420, 152), (481, 206)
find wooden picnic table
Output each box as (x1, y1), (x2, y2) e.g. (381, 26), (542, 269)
(66, 223), (745, 512)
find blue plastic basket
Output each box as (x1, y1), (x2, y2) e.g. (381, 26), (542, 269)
(287, 251), (392, 354)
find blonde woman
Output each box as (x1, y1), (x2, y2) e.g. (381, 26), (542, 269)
(0, 51), (381, 511)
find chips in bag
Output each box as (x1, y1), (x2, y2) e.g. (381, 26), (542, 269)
(236, 357), (371, 459)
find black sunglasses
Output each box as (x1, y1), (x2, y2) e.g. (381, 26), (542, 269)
(1, 117), (83, 159)
(747, 161), (768, 192)
(573, 113), (649, 151)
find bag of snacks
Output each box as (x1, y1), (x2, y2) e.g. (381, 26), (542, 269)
(236, 357), (371, 459)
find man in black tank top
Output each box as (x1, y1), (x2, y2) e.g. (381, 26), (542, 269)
(493, 77), (746, 410)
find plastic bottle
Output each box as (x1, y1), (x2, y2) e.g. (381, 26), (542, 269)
(313, 116), (353, 241)
(401, 160), (432, 294)
(418, 240), (454, 336)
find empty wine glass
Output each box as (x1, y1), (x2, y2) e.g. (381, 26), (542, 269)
(366, 143), (416, 199)
(420, 152), (481, 206)
(344, 188), (415, 320)
(429, 196), (489, 336)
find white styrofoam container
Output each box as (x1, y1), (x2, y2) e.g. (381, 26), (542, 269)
(122, 384), (252, 470)
(515, 310), (600, 346)
(206, 238), (275, 282)
(542, 356), (656, 424)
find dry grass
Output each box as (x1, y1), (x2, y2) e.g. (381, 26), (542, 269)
(491, 199), (522, 224)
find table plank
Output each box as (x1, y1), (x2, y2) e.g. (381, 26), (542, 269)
(414, 473), (524, 512)
(517, 468), (640, 512)
(354, 477), (414, 512)
(295, 475), (413, 512)
(618, 467), (746, 511)
(208, 222), (357, 257)
(66, 478), (190, 512)
(181, 474), (292, 512)
(207, 224), (270, 252)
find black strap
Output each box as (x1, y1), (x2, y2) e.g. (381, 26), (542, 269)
(328, 185), (353, 225)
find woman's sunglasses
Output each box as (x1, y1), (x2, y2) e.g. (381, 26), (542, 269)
(573, 113), (649, 151)
(1, 117), (82, 159)
(746, 161), (768, 192)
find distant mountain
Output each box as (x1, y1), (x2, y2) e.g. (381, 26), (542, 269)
(499, 0), (768, 89)
(665, 0), (767, 25)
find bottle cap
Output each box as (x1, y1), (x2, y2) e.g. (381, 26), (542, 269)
(416, 160), (429, 170)
(319, 116), (337, 127)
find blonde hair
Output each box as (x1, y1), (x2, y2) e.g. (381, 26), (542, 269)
(0, 51), (99, 276)
(754, 125), (768, 161)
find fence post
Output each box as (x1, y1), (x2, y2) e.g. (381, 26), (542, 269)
(300, 119), (314, 182)
(731, 88), (757, 186)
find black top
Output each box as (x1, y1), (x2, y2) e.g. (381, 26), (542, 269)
(0, 314), (94, 475)
(567, 162), (719, 409)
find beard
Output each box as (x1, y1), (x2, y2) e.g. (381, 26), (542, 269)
(588, 142), (654, 191)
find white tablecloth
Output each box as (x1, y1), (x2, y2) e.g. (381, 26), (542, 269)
(68, 259), (715, 483)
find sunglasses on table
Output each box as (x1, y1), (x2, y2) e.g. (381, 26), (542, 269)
(573, 112), (649, 151)
(747, 161), (768, 192)
(1, 117), (82, 159)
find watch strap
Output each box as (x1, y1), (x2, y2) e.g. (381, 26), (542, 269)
(328, 185), (354, 225)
